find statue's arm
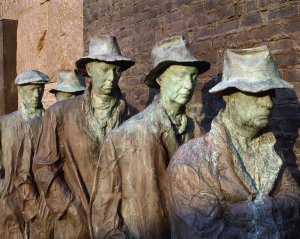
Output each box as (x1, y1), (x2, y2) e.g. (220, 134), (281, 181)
(167, 162), (224, 239)
(32, 109), (73, 218)
(14, 125), (39, 221)
(90, 136), (125, 239)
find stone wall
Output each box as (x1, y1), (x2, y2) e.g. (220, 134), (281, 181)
(0, 20), (17, 115)
(1, 0), (84, 108)
(83, 0), (300, 119)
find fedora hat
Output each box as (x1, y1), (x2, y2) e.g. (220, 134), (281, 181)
(15, 70), (49, 85)
(50, 70), (86, 94)
(209, 45), (293, 93)
(75, 35), (135, 77)
(144, 36), (210, 89)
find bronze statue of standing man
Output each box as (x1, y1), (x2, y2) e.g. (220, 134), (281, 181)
(90, 36), (210, 239)
(50, 69), (86, 101)
(167, 46), (300, 239)
(32, 35), (134, 239)
(0, 70), (50, 239)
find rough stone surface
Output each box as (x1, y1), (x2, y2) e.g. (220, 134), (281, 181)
(1, 0), (83, 109)
(0, 20), (18, 115)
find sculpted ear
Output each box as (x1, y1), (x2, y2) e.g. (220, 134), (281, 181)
(17, 85), (24, 96)
(156, 76), (163, 87)
(223, 95), (230, 103)
(86, 63), (92, 77)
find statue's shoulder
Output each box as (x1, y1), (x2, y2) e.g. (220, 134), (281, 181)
(47, 95), (83, 115)
(116, 102), (162, 133)
(0, 110), (22, 126)
(170, 130), (221, 174)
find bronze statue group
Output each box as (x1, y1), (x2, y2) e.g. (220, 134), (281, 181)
(0, 35), (299, 239)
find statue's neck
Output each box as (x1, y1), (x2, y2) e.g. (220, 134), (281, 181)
(159, 94), (188, 135)
(20, 103), (43, 121)
(90, 88), (116, 111)
(221, 107), (259, 148)
(160, 94), (184, 121)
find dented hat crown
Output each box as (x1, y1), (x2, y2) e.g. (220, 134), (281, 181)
(209, 46), (293, 93)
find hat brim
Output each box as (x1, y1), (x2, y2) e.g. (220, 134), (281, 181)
(144, 60), (210, 89)
(209, 78), (293, 93)
(49, 85), (86, 94)
(75, 54), (135, 77)
(17, 80), (49, 86)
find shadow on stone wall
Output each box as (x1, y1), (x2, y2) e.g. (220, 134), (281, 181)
(269, 88), (300, 185)
(199, 74), (225, 132)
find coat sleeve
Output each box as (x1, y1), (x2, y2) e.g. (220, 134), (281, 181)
(32, 109), (74, 219)
(167, 153), (224, 239)
(14, 124), (39, 222)
(90, 135), (126, 239)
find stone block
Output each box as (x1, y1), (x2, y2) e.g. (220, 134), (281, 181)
(269, 4), (298, 21)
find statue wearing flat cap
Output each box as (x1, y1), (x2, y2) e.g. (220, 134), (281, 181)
(32, 36), (134, 239)
(90, 36), (210, 239)
(50, 69), (86, 101)
(0, 70), (52, 239)
(167, 46), (300, 239)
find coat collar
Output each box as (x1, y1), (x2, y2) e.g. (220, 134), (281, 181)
(211, 114), (282, 198)
(141, 98), (192, 158)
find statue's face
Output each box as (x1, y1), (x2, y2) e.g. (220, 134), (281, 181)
(157, 65), (198, 106)
(226, 91), (273, 130)
(86, 61), (121, 95)
(18, 84), (44, 109)
(55, 92), (75, 101)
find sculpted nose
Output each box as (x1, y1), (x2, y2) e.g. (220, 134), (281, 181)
(108, 70), (114, 81)
(183, 77), (193, 90)
(263, 95), (273, 109)
(33, 89), (39, 97)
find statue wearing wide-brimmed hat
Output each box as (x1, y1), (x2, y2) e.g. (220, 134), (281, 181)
(33, 36), (134, 239)
(90, 36), (210, 239)
(50, 70), (86, 101)
(0, 69), (54, 238)
(167, 46), (300, 239)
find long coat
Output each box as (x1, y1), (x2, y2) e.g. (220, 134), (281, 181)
(33, 92), (127, 239)
(167, 114), (300, 239)
(0, 111), (46, 239)
(90, 99), (201, 239)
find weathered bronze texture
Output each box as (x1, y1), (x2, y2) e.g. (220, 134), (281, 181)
(33, 36), (134, 239)
(0, 70), (52, 239)
(167, 46), (300, 239)
(90, 36), (210, 239)
(50, 69), (86, 101)
(75, 35), (134, 77)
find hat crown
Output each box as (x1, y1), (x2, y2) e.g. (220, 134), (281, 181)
(223, 45), (280, 83)
(151, 36), (198, 67)
(57, 70), (85, 87)
(15, 69), (49, 85)
(88, 35), (122, 57)
(209, 45), (293, 93)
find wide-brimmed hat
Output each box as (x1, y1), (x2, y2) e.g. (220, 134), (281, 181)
(75, 35), (135, 77)
(50, 70), (86, 94)
(144, 36), (210, 89)
(15, 70), (49, 85)
(209, 46), (293, 93)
